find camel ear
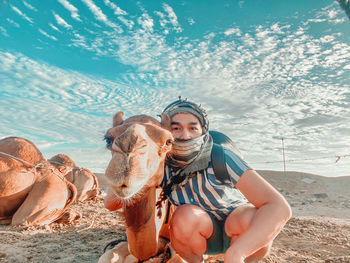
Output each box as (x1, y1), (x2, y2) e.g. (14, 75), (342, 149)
(160, 113), (171, 131)
(113, 112), (124, 127)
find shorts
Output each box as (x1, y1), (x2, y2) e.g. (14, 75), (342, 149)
(206, 214), (231, 254)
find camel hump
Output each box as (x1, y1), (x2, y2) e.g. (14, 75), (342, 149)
(0, 137), (45, 172)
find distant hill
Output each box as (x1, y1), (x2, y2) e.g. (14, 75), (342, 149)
(257, 170), (350, 201)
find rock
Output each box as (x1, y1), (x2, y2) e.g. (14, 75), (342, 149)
(301, 178), (315, 184)
(314, 193), (328, 199)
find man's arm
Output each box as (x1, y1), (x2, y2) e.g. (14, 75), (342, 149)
(225, 169), (292, 262)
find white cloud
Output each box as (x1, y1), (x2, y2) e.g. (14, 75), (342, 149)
(70, 33), (92, 50)
(11, 6), (33, 23)
(118, 16), (134, 29)
(38, 28), (58, 41)
(103, 0), (127, 15)
(53, 13), (72, 28)
(154, 3), (182, 33)
(2, 1), (350, 176)
(224, 28), (241, 36)
(57, 0), (81, 21)
(6, 18), (20, 28)
(138, 13), (154, 31)
(162, 3), (182, 32)
(0, 26), (8, 37)
(49, 23), (60, 32)
(307, 4), (346, 25)
(23, 1), (37, 11)
(328, 9), (338, 18)
(81, 0), (119, 29)
(188, 18), (195, 25)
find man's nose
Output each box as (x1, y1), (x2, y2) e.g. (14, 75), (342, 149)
(179, 129), (191, 140)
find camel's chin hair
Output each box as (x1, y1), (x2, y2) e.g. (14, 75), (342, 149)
(112, 184), (148, 206)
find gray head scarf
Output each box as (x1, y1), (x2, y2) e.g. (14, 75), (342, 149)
(162, 97), (213, 186)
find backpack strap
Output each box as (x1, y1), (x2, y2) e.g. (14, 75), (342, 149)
(161, 141), (233, 200)
(210, 143), (232, 186)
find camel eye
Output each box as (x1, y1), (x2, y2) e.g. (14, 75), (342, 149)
(166, 139), (172, 146)
(104, 136), (113, 149)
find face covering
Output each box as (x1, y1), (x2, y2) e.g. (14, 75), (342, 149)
(168, 135), (206, 166)
(166, 133), (213, 173)
(164, 133), (213, 193)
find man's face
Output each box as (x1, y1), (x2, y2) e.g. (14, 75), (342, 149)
(170, 113), (203, 140)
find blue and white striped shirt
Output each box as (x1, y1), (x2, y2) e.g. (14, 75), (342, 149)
(162, 149), (251, 221)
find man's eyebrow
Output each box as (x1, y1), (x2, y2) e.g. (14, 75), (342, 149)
(188, 122), (199, 125)
(170, 121), (199, 125)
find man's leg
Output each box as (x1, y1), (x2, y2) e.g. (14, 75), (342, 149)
(224, 204), (272, 262)
(169, 204), (213, 263)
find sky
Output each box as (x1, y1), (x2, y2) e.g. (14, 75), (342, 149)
(1, 0), (349, 177)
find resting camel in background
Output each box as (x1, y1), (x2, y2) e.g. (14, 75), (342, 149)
(48, 154), (100, 202)
(99, 112), (183, 263)
(0, 137), (100, 226)
(0, 137), (77, 226)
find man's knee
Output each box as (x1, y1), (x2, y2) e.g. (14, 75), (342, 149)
(170, 204), (213, 241)
(246, 242), (272, 262)
(224, 204), (257, 237)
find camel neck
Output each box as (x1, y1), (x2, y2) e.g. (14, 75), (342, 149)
(123, 186), (156, 230)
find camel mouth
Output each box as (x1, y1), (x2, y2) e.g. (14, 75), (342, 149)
(111, 179), (147, 200)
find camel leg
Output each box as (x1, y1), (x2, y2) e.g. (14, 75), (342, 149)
(0, 169), (36, 222)
(0, 217), (12, 225)
(12, 171), (77, 226)
(98, 241), (137, 263)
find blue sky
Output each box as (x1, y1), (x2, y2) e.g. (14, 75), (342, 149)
(1, 0), (349, 176)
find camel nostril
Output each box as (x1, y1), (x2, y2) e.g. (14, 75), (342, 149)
(121, 184), (127, 188)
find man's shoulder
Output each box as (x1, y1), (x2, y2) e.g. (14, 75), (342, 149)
(221, 148), (251, 177)
(223, 148), (244, 161)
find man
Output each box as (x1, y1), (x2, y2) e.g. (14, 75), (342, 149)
(160, 98), (291, 263)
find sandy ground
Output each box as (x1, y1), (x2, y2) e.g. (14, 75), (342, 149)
(1, 170), (350, 263)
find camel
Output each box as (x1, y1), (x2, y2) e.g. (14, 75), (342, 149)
(98, 112), (183, 263)
(0, 137), (77, 226)
(48, 154), (100, 202)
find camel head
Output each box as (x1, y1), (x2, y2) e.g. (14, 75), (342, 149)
(48, 154), (100, 202)
(104, 112), (173, 203)
(48, 154), (77, 176)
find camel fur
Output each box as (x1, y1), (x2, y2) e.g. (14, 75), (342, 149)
(48, 154), (100, 202)
(0, 137), (77, 226)
(99, 112), (184, 263)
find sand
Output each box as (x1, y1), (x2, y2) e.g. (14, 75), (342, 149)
(1, 170), (350, 263)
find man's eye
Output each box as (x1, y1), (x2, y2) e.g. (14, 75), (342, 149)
(191, 127), (198, 131)
(171, 127), (180, 131)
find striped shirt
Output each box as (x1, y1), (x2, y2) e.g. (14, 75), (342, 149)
(162, 148), (251, 221)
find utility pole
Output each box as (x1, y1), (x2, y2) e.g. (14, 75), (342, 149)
(281, 137), (286, 174)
